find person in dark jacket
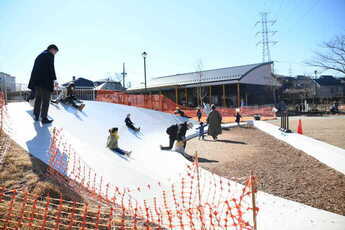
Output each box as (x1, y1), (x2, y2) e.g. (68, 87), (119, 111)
(28, 44), (58, 124)
(125, 114), (140, 131)
(160, 122), (193, 150)
(197, 109), (202, 122)
(235, 112), (242, 126)
(207, 105), (222, 140)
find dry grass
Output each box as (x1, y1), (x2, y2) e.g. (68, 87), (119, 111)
(0, 133), (83, 202)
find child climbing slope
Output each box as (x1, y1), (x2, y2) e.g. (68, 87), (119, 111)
(107, 127), (131, 157)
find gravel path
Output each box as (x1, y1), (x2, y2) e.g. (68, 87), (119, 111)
(268, 115), (345, 150)
(186, 127), (345, 216)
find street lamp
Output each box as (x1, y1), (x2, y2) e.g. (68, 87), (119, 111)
(142, 51), (147, 93)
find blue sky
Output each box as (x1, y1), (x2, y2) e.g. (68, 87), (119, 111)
(1, 0), (344, 87)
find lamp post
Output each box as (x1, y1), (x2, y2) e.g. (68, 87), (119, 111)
(142, 51), (147, 94)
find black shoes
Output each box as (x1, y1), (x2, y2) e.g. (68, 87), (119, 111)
(41, 118), (53, 124)
(34, 115), (39, 121)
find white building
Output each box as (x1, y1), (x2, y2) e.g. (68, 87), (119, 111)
(0, 72), (16, 92)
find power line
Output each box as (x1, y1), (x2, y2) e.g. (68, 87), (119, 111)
(255, 12), (278, 62)
(285, 0), (321, 33)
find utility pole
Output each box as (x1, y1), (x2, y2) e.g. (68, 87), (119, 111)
(255, 12), (278, 62)
(121, 62), (127, 89)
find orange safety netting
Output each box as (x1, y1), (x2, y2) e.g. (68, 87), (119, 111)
(96, 90), (276, 119)
(42, 127), (258, 229)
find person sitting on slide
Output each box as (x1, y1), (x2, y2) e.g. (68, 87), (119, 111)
(52, 82), (85, 111)
(174, 107), (190, 118)
(125, 114), (140, 131)
(107, 127), (131, 157)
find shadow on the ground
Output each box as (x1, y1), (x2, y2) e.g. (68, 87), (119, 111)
(204, 139), (247, 144)
(182, 152), (219, 163)
(127, 127), (143, 140)
(60, 104), (83, 121)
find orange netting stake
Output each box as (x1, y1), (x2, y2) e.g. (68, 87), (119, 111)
(144, 200), (150, 230)
(107, 206), (114, 230)
(95, 205), (101, 229)
(28, 194), (38, 228)
(250, 171), (257, 230)
(187, 208), (195, 230)
(54, 193), (63, 229)
(3, 190), (16, 229)
(132, 203), (138, 230)
(68, 200), (77, 230)
(81, 203), (88, 230)
(16, 190), (28, 228)
(40, 193), (50, 230)
(121, 192), (126, 229)
(153, 197), (162, 226)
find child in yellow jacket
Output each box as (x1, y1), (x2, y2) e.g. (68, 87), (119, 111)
(107, 127), (131, 156)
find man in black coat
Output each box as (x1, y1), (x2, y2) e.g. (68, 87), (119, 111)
(28, 44), (58, 124)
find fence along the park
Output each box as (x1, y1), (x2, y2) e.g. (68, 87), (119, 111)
(95, 90), (276, 118)
(0, 92), (259, 229)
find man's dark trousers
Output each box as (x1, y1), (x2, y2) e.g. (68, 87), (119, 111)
(161, 136), (176, 150)
(34, 87), (51, 119)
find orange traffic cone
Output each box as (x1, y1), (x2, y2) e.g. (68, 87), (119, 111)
(297, 119), (303, 134)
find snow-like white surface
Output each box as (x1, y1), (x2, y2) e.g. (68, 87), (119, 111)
(254, 121), (345, 175)
(5, 102), (345, 230)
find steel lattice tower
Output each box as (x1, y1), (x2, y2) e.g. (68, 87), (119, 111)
(256, 12), (278, 62)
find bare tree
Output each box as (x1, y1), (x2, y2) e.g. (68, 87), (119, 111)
(195, 59), (208, 106)
(307, 34), (345, 74)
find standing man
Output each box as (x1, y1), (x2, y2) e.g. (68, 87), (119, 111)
(28, 44), (58, 124)
(207, 105), (222, 140)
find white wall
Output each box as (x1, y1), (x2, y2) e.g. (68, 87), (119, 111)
(240, 64), (280, 86)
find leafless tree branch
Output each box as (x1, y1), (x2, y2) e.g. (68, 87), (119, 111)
(306, 34), (345, 75)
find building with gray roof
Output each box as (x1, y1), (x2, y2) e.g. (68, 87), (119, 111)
(129, 62), (279, 107)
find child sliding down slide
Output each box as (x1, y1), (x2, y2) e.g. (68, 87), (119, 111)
(107, 127), (132, 157)
(125, 114), (140, 132)
(52, 82), (85, 111)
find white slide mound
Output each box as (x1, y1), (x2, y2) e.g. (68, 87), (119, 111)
(5, 101), (345, 230)
(6, 101), (198, 191)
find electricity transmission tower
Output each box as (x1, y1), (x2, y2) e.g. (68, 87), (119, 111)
(255, 12), (278, 62)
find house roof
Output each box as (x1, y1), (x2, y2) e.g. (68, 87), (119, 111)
(95, 81), (124, 91)
(315, 75), (342, 86)
(63, 77), (94, 88)
(131, 62), (273, 90)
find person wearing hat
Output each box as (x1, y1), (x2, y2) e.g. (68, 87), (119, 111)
(28, 44), (59, 124)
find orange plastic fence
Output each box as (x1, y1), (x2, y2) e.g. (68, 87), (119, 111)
(96, 90), (275, 118)
(44, 127), (258, 229)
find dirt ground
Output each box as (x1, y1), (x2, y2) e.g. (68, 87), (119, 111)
(186, 127), (345, 216)
(268, 115), (345, 149)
